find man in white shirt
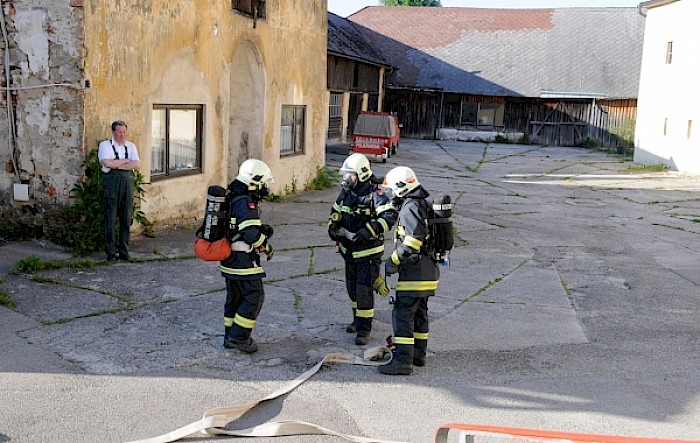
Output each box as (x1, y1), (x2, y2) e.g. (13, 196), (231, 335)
(97, 120), (141, 261)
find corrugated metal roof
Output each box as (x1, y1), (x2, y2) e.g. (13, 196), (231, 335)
(349, 7), (645, 98)
(327, 12), (393, 68)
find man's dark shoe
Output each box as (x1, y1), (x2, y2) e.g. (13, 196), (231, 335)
(224, 337), (258, 354)
(378, 360), (413, 375)
(119, 254), (130, 261)
(355, 334), (369, 346)
(106, 255), (118, 262)
(412, 356), (426, 367)
(346, 323), (357, 333)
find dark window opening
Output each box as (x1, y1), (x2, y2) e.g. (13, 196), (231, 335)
(232, 0), (266, 20)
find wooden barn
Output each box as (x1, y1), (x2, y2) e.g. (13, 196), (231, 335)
(349, 7), (645, 149)
(327, 12), (394, 143)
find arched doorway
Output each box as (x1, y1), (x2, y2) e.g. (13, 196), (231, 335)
(228, 41), (265, 182)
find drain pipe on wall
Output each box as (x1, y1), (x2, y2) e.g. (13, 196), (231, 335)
(0, 4), (19, 181)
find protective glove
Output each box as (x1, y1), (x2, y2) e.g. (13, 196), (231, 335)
(260, 224), (274, 239)
(257, 244), (274, 261)
(385, 259), (399, 276)
(328, 226), (346, 241)
(344, 230), (357, 242)
(373, 275), (390, 297)
(355, 228), (372, 242)
(265, 244), (274, 261)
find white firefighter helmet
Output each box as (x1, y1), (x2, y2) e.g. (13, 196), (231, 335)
(382, 166), (420, 198)
(340, 153), (372, 189)
(236, 159), (274, 188)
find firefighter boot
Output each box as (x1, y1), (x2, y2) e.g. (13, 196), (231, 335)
(355, 317), (372, 345)
(346, 312), (357, 333)
(224, 336), (258, 353)
(413, 338), (427, 367)
(378, 344), (413, 375)
(224, 327), (258, 354)
(223, 326), (231, 346)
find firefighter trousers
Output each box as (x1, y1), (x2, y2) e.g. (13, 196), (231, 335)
(344, 257), (380, 336)
(224, 278), (265, 342)
(391, 294), (429, 363)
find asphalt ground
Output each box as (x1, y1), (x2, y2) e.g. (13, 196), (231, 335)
(1, 139), (699, 443)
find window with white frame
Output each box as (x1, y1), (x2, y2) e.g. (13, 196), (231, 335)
(280, 105), (305, 156)
(460, 101), (505, 128)
(151, 105), (203, 180)
(666, 41), (673, 64)
(330, 93), (342, 118)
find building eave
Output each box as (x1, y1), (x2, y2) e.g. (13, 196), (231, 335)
(540, 91), (608, 99)
(638, 0), (680, 16)
(327, 51), (394, 71)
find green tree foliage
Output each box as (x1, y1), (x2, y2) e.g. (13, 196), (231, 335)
(380, 0), (442, 6)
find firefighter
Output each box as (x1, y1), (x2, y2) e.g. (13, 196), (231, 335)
(328, 153), (398, 345)
(379, 166), (439, 375)
(221, 159), (275, 354)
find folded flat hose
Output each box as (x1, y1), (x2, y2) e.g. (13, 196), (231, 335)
(128, 347), (408, 443)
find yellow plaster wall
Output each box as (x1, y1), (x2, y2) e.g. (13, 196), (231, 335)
(82, 0), (328, 224)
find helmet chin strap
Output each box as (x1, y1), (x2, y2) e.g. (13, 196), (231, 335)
(257, 186), (270, 200)
(391, 196), (404, 206)
(246, 183), (270, 201)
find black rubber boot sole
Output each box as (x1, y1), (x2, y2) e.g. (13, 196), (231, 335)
(355, 335), (370, 345)
(224, 338), (258, 354)
(378, 361), (413, 375)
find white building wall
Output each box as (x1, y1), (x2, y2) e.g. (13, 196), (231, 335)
(634, 0), (700, 174)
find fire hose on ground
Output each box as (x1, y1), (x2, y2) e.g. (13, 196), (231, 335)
(127, 346), (408, 443)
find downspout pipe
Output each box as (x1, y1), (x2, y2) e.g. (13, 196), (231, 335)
(0, 4), (19, 179)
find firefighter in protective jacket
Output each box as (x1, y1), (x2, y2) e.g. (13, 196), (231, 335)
(328, 154), (398, 345)
(220, 159), (275, 354)
(379, 166), (439, 375)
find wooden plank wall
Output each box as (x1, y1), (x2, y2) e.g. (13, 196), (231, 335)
(328, 117), (342, 139)
(400, 93), (637, 148)
(588, 99), (637, 152)
(516, 99), (637, 149)
(384, 90), (441, 139)
(327, 55), (381, 93)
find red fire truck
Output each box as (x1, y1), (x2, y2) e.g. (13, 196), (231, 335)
(349, 112), (401, 163)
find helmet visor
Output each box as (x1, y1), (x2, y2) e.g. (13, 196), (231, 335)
(341, 171), (358, 190)
(381, 185), (394, 199)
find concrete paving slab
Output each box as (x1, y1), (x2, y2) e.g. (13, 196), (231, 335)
(430, 288), (588, 353)
(477, 261), (573, 309)
(35, 258), (223, 303)
(0, 305), (77, 374)
(4, 274), (126, 323)
(0, 240), (72, 276)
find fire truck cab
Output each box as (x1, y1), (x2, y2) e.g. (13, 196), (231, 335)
(349, 111), (401, 163)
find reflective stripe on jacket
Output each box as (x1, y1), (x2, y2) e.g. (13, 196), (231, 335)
(328, 179), (398, 260)
(391, 187), (440, 296)
(219, 183), (270, 280)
